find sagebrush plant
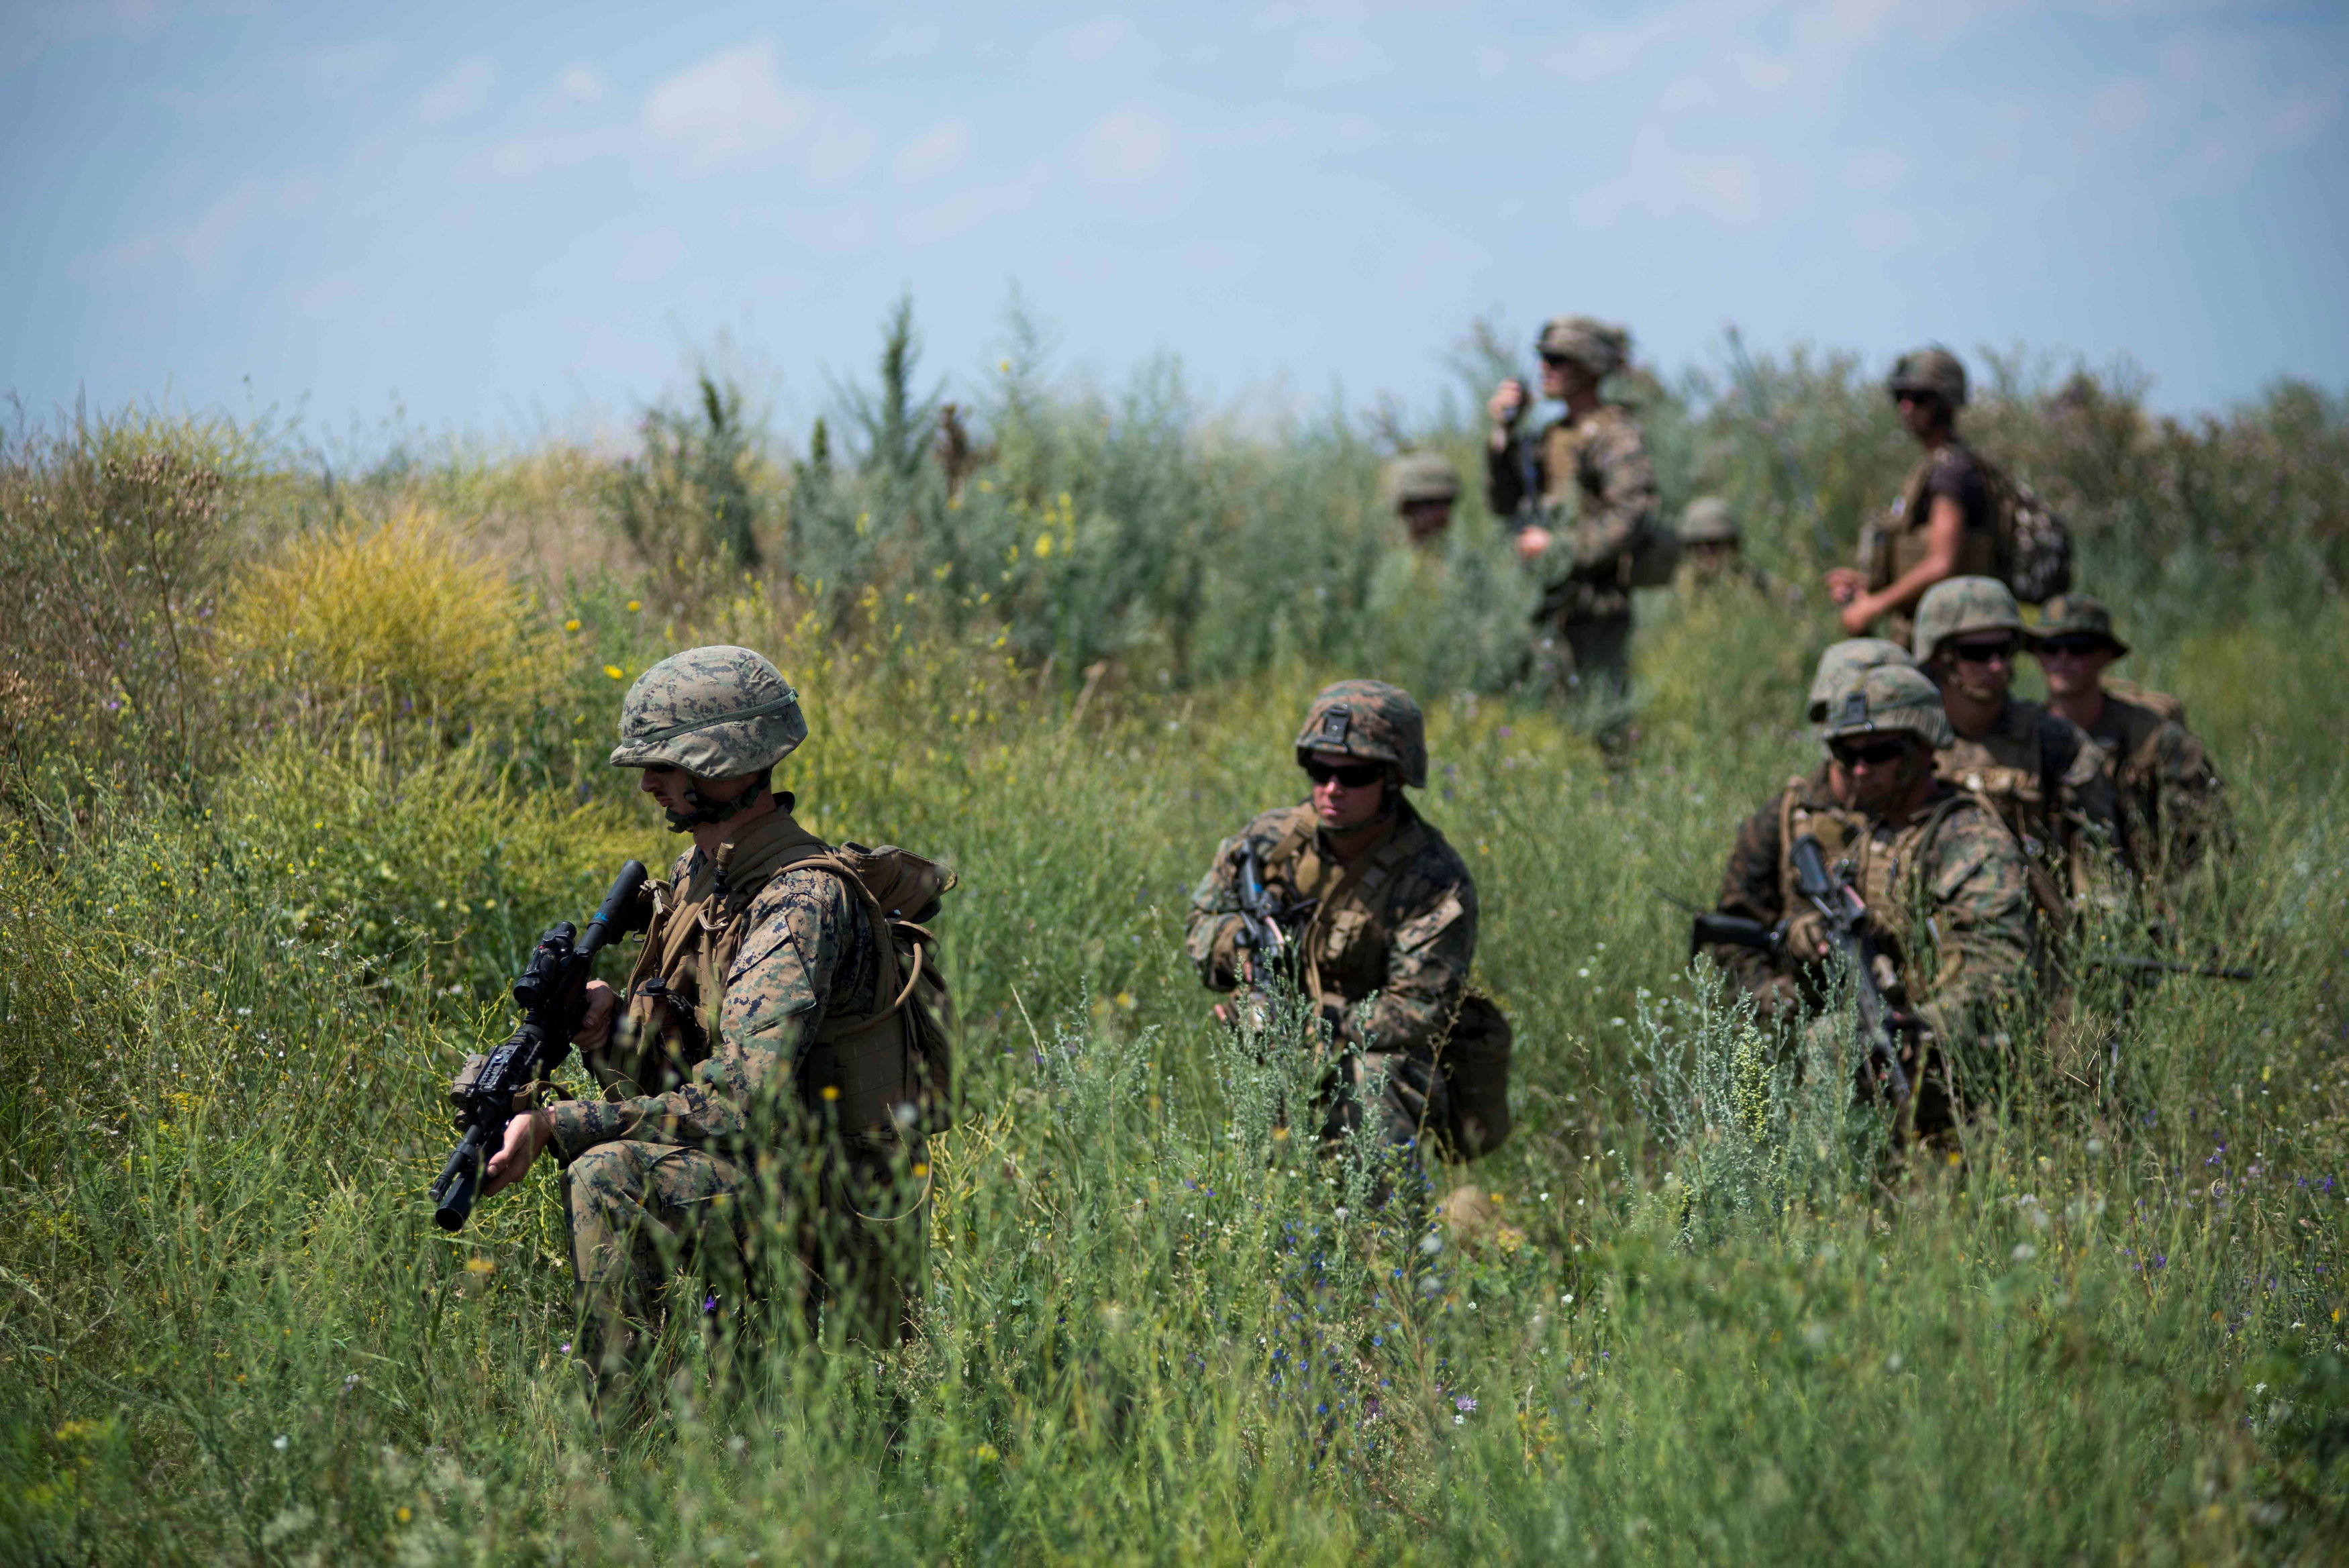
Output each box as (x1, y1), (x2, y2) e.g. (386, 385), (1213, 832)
(3, 331), (2347, 1563)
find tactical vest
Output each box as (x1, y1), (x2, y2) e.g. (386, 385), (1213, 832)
(1934, 703), (2079, 921)
(592, 806), (954, 1137)
(1854, 446), (2001, 644)
(1256, 805), (1511, 1158)
(1537, 408), (1676, 592)
(1777, 782), (1974, 1009)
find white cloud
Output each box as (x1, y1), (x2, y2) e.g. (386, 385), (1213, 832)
(91, 172), (323, 278)
(640, 39), (877, 187)
(2091, 79), (2154, 135)
(1075, 105), (1177, 184)
(615, 227), (687, 284)
(1067, 18), (1127, 62)
(897, 164), (1051, 245)
(417, 57), (499, 125)
(893, 118), (973, 185)
(552, 62), (608, 109)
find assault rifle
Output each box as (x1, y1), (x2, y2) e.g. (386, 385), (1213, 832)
(1683, 836), (1913, 1105)
(430, 860), (650, 1233)
(1234, 846), (1308, 985)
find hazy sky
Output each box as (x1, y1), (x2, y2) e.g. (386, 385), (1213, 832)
(5, 1), (2344, 442)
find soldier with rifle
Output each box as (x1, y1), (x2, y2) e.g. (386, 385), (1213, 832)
(1697, 663), (2033, 1135)
(462, 645), (951, 1423)
(1185, 680), (1509, 1167)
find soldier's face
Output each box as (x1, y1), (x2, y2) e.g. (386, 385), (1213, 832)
(1401, 499), (1453, 543)
(1940, 637), (2016, 702)
(1830, 737), (1928, 813)
(1304, 751), (1387, 831)
(638, 765), (759, 816)
(2034, 637), (2117, 696)
(1895, 391), (1946, 439)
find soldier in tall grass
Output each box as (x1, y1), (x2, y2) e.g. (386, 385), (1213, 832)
(2030, 593), (2230, 882)
(1707, 662), (2034, 1135)
(1912, 576), (2125, 919)
(479, 647), (934, 1419)
(1185, 681), (1498, 1167)
(1827, 347), (2001, 646)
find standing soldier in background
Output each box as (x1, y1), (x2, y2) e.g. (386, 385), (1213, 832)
(477, 647), (942, 1421)
(1705, 637), (1917, 1014)
(1384, 451), (1463, 548)
(1826, 348), (2000, 646)
(1676, 496), (1777, 597)
(1911, 578), (2123, 917)
(1485, 316), (1664, 727)
(1185, 680), (1508, 1169)
(2030, 594), (2229, 880)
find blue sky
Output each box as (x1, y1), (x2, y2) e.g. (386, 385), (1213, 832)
(4, 1), (2344, 443)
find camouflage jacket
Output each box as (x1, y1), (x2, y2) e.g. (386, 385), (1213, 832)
(1936, 696), (2124, 899)
(1185, 799), (1477, 1062)
(1484, 405), (1659, 623)
(1707, 776), (2032, 1062)
(546, 819), (882, 1161)
(2082, 689), (2228, 876)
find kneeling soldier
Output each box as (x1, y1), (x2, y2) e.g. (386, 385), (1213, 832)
(1185, 680), (1505, 1162)
(1705, 664), (2033, 1131)
(479, 646), (944, 1410)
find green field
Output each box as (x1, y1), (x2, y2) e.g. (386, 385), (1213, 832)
(3, 333), (2346, 1563)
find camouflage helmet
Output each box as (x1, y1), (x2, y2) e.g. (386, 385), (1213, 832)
(1805, 637), (1916, 723)
(1677, 496), (1740, 544)
(1384, 451), (1462, 510)
(1887, 346), (1968, 409)
(1536, 316), (1630, 379)
(1819, 664), (1954, 751)
(609, 645), (807, 778)
(1912, 576), (2023, 661)
(2034, 593), (2130, 656)
(1294, 679), (1427, 788)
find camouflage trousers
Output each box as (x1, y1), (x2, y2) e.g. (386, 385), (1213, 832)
(562, 1133), (928, 1390)
(1317, 1044), (1447, 1157)
(1531, 609), (1634, 740)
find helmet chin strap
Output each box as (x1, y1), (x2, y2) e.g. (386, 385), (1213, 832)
(662, 778), (766, 834)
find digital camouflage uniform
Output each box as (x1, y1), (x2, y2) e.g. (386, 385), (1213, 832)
(2036, 595), (2229, 878)
(1852, 349), (2000, 647)
(1185, 682), (1487, 1156)
(547, 647), (932, 1392)
(1707, 638), (1919, 1008)
(1485, 317), (1659, 707)
(1709, 665), (2034, 1121)
(1913, 578), (2123, 917)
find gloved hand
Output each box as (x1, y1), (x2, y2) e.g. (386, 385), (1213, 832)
(1783, 906), (1832, 962)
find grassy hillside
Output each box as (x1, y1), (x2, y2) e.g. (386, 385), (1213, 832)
(3, 340), (2346, 1563)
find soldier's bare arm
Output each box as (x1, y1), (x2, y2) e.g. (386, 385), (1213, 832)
(1841, 494), (1962, 634)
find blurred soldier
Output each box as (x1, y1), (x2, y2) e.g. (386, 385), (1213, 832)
(1186, 680), (1505, 1163)
(1677, 496), (1776, 595)
(1705, 664), (2033, 1131)
(2031, 594), (2228, 878)
(1384, 451), (1463, 548)
(1826, 347), (2001, 645)
(1485, 316), (1662, 718)
(1911, 578), (2123, 913)
(479, 646), (938, 1412)
(1706, 637), (1917, 1013)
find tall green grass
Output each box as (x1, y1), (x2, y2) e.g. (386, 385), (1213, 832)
(3, 344), (2346, 1562)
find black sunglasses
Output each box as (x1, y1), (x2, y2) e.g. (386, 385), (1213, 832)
(1303, 758), (1386, 788)
(1950, 638), (2017, 664)
(2035, 637), (2109, 658)
(1830, 737), (1913, 768)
